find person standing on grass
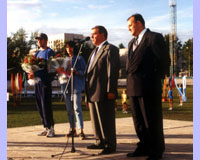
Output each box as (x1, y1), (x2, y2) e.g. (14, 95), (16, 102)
(168, 85), (173, 110)
(28, 33), (55, 137)
(177, 84), (183, 106)
(182, 74), (187, 97)
(121, 89), (128, 113)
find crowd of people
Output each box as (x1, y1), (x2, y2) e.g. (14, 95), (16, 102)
(28, 13), (170, 160)
(161, 75), (187, 111)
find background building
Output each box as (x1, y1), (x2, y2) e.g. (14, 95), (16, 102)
(48, 33), (85, 52)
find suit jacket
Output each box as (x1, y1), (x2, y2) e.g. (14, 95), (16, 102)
(86, 41), (120, 102)
(126, 29), (170, 96)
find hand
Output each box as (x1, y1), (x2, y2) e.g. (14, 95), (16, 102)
(72, 69), (79, 75)
(74, 71), (79, 75)
(28, 73), (34, 79)
(85, 102), (89, 108)
(66, 70), (71, 76)
(107, 93), (115, 100)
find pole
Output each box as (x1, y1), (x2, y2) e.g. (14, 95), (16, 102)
(188, 51), (190, 77)
(61, 43), (84, 152)
(70, 67), (75, 153)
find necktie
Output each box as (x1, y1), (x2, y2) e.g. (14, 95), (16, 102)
(87, 47), (99, 72)
(132, 36), (138, 52)
(129, 37), (138, 59)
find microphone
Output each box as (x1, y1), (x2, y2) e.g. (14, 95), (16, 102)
(79, 36), (90, 43)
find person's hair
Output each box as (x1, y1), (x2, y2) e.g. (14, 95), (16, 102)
(64, 40), (78, 56)
(127, 13), (145, 27)
(92, 25), (108, 39)
(65, 41), (75, 48)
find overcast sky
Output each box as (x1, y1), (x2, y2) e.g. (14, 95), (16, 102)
(7, 0), (193, 47)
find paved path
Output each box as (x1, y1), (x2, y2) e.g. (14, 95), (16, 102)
(7, 118), (193, 160)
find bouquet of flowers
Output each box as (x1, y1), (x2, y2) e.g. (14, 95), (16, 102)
(21, 54), (46, 85)
(48, 54), (72, 84)
(48, 54), (66, 72)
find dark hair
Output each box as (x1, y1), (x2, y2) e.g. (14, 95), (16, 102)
(92, 25), (108, 39)
(127, 13), (145, 27)
(64, 40), (78, 56)
(65, 41), (75, 48)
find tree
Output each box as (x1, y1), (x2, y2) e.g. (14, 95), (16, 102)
(53, 40), (64, 53)
(164, 34), (183, 75)
(7, 28), (38, 73)
(182, 38), (193, 76)
(119, 43), (125, 49)
(29, 31), (39, 50)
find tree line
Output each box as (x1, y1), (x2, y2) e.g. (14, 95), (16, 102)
(7, 28), (193, 77)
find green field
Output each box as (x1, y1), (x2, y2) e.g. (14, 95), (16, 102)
(7, 86), (193, 128)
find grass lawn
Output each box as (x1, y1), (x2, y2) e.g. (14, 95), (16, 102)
(7, 86), (193, 128)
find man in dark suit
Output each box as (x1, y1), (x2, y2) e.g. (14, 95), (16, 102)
(85, 25), (120, 154)
(126, 14), (170, 160)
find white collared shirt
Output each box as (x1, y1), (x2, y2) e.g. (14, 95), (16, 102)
(135, 28), (147, 46)
(96, 40), (107, 53)
(87, 40), (107, 73)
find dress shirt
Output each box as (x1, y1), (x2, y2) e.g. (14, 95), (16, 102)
(87, 40), (107, 72)
(137, 28), (147, 45)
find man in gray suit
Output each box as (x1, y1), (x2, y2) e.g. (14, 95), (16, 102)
(85, 25), (120, 154)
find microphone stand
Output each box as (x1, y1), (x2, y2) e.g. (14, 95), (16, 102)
(51, 43), (93, 159)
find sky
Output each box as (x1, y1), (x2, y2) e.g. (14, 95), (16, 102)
(7, 0), (193, 47)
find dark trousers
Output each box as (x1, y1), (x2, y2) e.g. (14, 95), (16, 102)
(129, 94), (165, 156)
(88, 99), (116, 150)
(35, 81), (54, 129)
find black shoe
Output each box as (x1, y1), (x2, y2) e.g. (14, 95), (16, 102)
(79, 132), (86, 140)
(127, 151), (147, 157)
(98, 148), (116, 155)
(87, 144), (104, 149)
(146, 156), (161, 160)
(126, 147), (148, 157)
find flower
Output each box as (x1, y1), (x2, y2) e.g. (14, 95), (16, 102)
(48, 55), (72, 84)
(21, 55), (46, 73)
(24, 57), (28, 63)
(48, 55), (71, 73)
(21, 55), (46, 86)
(55, 53), (61, 58)
(22, 55), (45, 67)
